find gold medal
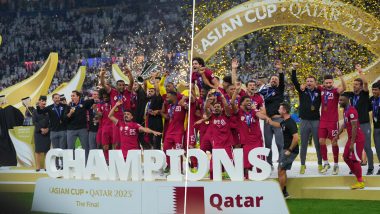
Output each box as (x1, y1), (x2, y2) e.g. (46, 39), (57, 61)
(311, 105), (315, 111)
(115, 107), (118, 112)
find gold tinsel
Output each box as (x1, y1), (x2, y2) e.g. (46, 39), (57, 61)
(191, 0), (379, 81)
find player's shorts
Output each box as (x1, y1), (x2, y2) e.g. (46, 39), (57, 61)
(278, 150), (298, 170)
(102, 126), (113, 146)
(113, 125), (121, 146)
(343, 140), (364, 162)
(231, 129), (240, 146)
(318, 122), (339, 140)
(163, 135), (184, 150)
(121, 148), (139, 159)
(96, 128), (102, 144)
(243, 144), (261, 169)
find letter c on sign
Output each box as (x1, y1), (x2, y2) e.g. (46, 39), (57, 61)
(210, 194), (223, 211)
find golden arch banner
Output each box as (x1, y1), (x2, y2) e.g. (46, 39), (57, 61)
(193, 0), (380, 89)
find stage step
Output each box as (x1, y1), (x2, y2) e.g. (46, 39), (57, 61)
(287, 176), (380, 200)
(0, 167), (47, 192)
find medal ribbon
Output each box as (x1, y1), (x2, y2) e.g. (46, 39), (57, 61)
(245, 111), (252, 127)
(168, 102), (177, 119)
(53, 104), (62, 118)
(323, 90), (330, 107)
(352, 95), (360, 107)
(307, 89), (316, 104)
(264, 88), (275, 100)
(373, 97), (379, 121)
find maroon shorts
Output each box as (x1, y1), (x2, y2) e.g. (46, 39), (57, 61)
(343, 140), (364, 162)
(102, 126), (113, 146)
(113, 125), (121, 145)
(121, 148), (140, 159)
(319, 122), (338, 140)
(163, 135), (183, 151)
(243, 144), (261, 169)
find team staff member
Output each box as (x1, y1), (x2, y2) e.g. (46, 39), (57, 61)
(346, 65), (373, 175)
(88, 90), (100, 151)
(32, 96), (50, 172)
(291, 63), (322, 174)
(267, 103), (299, 198)
(64, 90), (94, 162)
(333, 93), (365, 189)
(370, 81), (380, 175)
(259, 60), (285, 167)
(37, 93), (68, 169)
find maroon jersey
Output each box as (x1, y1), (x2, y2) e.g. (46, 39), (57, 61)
(98, 102), (113, 127)
(117, 121), (141, 156)
(242, 92), (264, 111)
(344, 106), (365, 142)
(165, 103), (187, 138)
(110, 88), (131, 120)
(191, 68), (215, 89)
(237, 109), (263, 146)
(209, 113), (234, 147)
(319, 86), (340, 123)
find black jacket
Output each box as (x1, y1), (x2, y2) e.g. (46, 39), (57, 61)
(291, 69), (321, 120)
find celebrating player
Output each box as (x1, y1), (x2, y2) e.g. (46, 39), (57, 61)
(318, 68), (346, 174)
(109, 100), (161, 159)
(333, 93), (365, 189)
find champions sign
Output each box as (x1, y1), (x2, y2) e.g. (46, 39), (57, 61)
(45, 148), (271, 181)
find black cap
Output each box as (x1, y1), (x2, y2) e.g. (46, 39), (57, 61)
(39, 95), (47, 101)
(0, 95), (4, 98)
(21, 97), (30, 101)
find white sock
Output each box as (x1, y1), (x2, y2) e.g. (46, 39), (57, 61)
(324, 160), (329, 165)
(334, 163), (338, 167)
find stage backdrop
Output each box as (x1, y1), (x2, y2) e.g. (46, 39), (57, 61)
(193, 0), (380, 91)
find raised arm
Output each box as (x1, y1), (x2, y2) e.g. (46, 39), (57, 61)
(108, 100), (123, 125)
(356, 64), (368, 92)
(335, 67), (346, 94)
(160, 103), (169, 120)
(219, 91), (231, 116)
(231, 84), (240, 114)
(275, 60), (285, 91)
(290, 63), (301, 92)
(124, 66), (134, 92)
(100, 68), (111, 93)
(231, 59), (239, 85)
